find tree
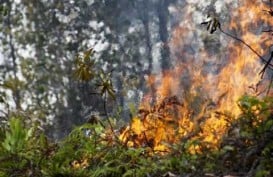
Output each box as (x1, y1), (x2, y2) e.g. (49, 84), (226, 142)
(0, 0), (178, 138)
(157, 0), (172, 71)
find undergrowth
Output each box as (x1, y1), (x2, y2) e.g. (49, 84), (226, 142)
(0, 95), (273, 177)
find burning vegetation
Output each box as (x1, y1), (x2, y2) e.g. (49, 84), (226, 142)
(119, 0), (273, 155)
(1, 0), (273, 177)
(119, 93), (231, 153)
(72, 0), (273, 175)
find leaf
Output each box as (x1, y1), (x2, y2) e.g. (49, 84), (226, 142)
(26, 127), (34, 140)
(97, 71), (116, 99)
(201, 15), (221, 34)
(74, 48), (96, 81)
(128, 102), (137, 117)
(3, 78), (25, 91)
(1, 118), (28, 153)
(2, 132), (12, 151)
(83, 48), (95, 61)
(264, 119), (273, 131)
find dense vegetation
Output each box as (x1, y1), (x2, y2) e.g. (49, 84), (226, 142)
(0, 95), (273, 176)
(1, 49), (273, 176)
(1, 1), (273, 177)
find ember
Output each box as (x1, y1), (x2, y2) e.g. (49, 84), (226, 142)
(120, 96), (185, 152)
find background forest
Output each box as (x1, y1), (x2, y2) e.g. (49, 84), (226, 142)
(0, 0), (273, 177)
(0, 0), (180, 139)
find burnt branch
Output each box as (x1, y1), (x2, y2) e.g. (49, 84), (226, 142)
(121, 95), (184, 150)
(157, 96), (183, 112)
(201, 15), (273, 79)
(218, 25), (273, 73)
(262, 29), (273, 34)
(262, 0), (273, 16)
(259, 51), (273, 78)
(263, 9), (273, 16)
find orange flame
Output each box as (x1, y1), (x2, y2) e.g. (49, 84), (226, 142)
(120, 0), (273, 153)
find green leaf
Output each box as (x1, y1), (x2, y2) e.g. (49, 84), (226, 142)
(74, 48), (96, 81)
(97, 71), (116, 99)
(84, 48), (95, 61)
(1, 118), (28, 153)
(255, 170), (270, 177)
(264, 119), (273, 131)
(3, 78), (25, 91)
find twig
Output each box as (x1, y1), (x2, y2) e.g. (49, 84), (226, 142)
(246, 158), (260, 177)
(143, 131), (154, 150)
(218, 26), (273, 71)
(262, 29), (273, 33)
(259, 51), (273, 78)
(103, 93), (115, 136)
(201, 16), (273, 78)
(262, 0), (273, 16)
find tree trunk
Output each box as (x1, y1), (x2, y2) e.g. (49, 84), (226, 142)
(139, 0), (156, 103)
(7, 1), (21, 110)
(157, 0), (171, 71)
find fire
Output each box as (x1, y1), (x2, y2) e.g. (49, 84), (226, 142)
(119, 0), (273, 153)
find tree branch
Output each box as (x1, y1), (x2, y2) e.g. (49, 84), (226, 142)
(218, 25), (273, 73)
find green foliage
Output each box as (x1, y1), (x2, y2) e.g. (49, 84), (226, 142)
(97, 71), (116, 100)
(0, 117), (55, 177)
(1, 95), (273, 176)
(237, 95), (273, 140)
(73, 48), (116, 100)
(128, 102), (137, 117)
(2, 117), (33, 153)
(0, 3), (8, 17)
(49, 122), (160, 177)
(3, 77), (25, 93)
(74, 48), (96, 82)
(217, 95), (273, 176)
